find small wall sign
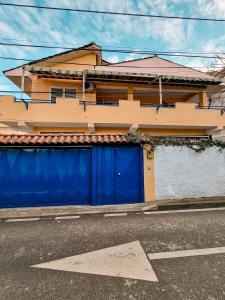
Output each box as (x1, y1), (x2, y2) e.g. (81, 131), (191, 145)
(147, 150), (154, 160)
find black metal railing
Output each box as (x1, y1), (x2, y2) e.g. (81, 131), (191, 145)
(140, 103), (175, 108)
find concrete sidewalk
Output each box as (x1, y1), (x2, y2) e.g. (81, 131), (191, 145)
(2, 196), (225, 219)
(0, 202), (157, 219)
(156, 196), (225, 207)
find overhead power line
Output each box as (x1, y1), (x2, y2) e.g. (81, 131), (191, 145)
(0, 2), (225, 22)
(0, 37), (225, 56)
(0, 55), (222, 69)
(0, 42), (220, 59)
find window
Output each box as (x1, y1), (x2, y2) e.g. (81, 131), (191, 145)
(65, 88), (76, 99)
(51, 88), (76, 103)
(51, 88), (63, 103)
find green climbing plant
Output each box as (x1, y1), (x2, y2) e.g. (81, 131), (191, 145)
(125, 130), (225, 153)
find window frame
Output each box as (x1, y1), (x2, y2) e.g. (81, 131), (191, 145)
(50, 86), (77, 102)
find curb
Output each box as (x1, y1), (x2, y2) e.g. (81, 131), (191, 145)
(0, 203), (158, 219)
(156, 196), (225, 208)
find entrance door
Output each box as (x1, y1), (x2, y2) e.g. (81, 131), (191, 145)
(114, 147), (143, 204)
(92, 146), (144, 205)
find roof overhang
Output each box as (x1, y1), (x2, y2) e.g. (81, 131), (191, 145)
(3, 42), (102, 90)
(26, 66), (222, 86)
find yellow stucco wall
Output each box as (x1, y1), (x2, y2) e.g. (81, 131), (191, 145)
(51, 53), (97, 71)
(143, 147), (156, 202)
(35, 127), (89, 133)
(33, 127), (207, 136)
(31, 78), (96, 102)
(1, 97), (223, 134)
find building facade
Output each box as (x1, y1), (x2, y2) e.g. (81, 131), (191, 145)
(0, 42), (224, 208)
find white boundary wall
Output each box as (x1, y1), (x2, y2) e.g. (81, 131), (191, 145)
(155, 146), (225, 200)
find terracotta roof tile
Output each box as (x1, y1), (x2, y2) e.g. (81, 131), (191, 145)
(0, 134), (129, 145)
(24, 136), (32, 144)
(72, 135), (78, 143)
(65, 135), (71, 143)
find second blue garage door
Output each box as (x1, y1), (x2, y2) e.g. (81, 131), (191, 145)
(92, 146), (144, 205)
(0, 146), (144, 208)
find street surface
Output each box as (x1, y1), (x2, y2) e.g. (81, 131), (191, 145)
(1, 207), (225, 299)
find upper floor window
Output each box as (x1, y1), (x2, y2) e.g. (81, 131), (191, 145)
(51, 88), (76, 103)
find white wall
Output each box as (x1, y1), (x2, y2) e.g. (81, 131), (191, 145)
(155, 146), (225, 200)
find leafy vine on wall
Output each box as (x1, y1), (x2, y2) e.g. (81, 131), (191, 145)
(125, 130), (225, 153)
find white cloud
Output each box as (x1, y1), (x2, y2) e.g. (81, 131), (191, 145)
(0, 82), (13, 91)
(124, 52), (145, 61)
(107, 55), (119, 63)
(197, 0), (225, 17)
(39, 0), (194, 48)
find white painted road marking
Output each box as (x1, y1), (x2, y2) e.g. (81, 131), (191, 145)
(143, 206), (225, 215)
(5, 218), (40, 222)
(32, 241), (158, 282)
(148, 246), (225, 260)
(55, 216), (80, 220)
(104, 213), (127, 217)
(32, 240), (225, 283)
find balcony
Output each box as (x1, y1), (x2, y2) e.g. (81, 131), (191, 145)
(0, 95), (224, 134)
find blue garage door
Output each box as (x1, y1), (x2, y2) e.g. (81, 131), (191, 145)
(0, 148), (92, 208)
(0, 146), (144, 208)
(92, 146), (144, 205)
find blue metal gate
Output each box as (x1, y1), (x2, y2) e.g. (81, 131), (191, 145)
(92, 146), (144, 205)
(0, 148), (92, 208)
(0, 146), (144, 208)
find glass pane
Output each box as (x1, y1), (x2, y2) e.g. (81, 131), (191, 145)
(65, 88), (76, 99)
(51, 88), (63, 103)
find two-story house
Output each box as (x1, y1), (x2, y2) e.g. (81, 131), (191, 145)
(0, 42), (223, 209)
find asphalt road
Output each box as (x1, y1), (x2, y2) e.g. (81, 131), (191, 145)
(1, 208), (225, 300)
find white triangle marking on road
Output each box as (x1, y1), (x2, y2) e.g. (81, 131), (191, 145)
(32, 241), (158, 282)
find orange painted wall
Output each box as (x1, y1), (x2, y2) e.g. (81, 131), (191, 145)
(31, 77), (96, 102)
(34, 127), (207, 136)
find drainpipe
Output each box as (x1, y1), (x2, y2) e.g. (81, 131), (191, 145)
(82, 71), (86, 111)
(20, 66), (28, 110)
(21, 66), (25, 101)
(159, 76), (163, 105)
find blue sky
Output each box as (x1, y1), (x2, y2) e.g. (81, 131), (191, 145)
(1, 0), (225, 95)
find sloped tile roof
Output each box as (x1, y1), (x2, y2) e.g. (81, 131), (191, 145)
(0, 134), (129, 145)
(96, 56), (217, 79)
(27, 66), (222, 85)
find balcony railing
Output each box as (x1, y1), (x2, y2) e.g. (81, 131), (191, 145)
(140, 103), (175, 108)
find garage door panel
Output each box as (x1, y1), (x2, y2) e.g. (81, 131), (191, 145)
(92, 146), (144, 206)
(92, 147), (115, 205)
(49, 149), (64, 193)
(77, 149), (92, 204)
(4, 149), (21, 192)
(20, 150), (36, 191)
(32, 191), (49, 206)
(0, 148), (92, 208)
(114, 147), (143, 204)
(34, 149), (50, 195)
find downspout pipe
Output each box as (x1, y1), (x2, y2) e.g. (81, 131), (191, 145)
(21, 66), (25, 101)
(20, 66), (28, 110)
(82, 70), (86, 112)
(159, 76), (163, 105)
